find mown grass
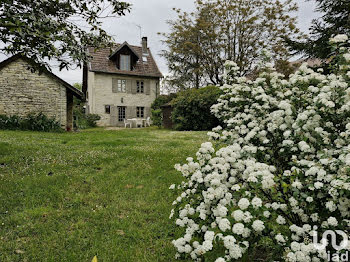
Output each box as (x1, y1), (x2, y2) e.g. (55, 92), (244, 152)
(0, 127), (207, 262)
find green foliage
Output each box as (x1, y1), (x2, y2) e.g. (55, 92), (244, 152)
(73, 105), (101, 129)
(0, 113), (63, 132)
(161, 0), (302, 90)
(72, 90), (100, 129)
(288, 0), (350, 59)
(151, 94), (177, 128)
(171, 86), (222, 131)
(73, 83), (82, 91)
(151, 109), (163, 127)
(86, 114), (101, 128)
(0, 0), (131, 71)
(151, 94), (177, 110)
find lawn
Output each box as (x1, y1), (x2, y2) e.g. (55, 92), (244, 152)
(0, 127), (207, 262)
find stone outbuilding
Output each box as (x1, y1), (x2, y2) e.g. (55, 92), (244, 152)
(0, 54), (83, 130)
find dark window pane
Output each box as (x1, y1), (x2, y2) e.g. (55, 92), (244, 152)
(137, 81), (144, 93)
(137, 107), (144, 118)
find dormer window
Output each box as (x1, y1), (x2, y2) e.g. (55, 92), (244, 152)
(109, 42), (140, 71)
(120, 55), (131, 71)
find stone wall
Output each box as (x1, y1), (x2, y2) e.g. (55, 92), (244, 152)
(87, 71), (160, 126)
(0, 58), (67, 127)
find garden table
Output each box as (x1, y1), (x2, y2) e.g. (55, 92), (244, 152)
(126, 118), (147, 128)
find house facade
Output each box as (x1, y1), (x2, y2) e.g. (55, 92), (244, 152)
(0, 54), (83, 130)
(83, 37), (163, 127)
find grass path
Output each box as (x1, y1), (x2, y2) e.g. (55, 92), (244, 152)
(0, 128), (207, 262)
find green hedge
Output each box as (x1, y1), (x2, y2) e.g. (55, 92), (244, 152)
(0, 113), (63, 132)
(171, 86), (222, 131)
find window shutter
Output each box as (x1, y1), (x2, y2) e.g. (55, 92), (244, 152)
(131, 81), (137, 94)
(131, 106), (137, 118)
(110, 106), (118, 126)
(126, 106), (133, 119)
(145, 107), (151, 118)
(126, 79), (132, 94)
(112, 78), (118, 93)
(145, 80), (151, 95)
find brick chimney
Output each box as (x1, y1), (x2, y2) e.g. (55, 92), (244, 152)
(142, 37), (148, 55)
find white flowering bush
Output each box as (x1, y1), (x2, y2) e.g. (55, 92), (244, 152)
(169, 35), (350, 261)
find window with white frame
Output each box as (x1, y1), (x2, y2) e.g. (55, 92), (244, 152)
(117, 79), (126, 92)
(118, 106), (126, 122)
(120, 55), (131, 71)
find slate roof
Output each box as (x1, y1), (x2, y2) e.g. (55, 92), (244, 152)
(87, 43), (163, 78)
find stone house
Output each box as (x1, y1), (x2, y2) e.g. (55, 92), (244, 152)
(83, 37), (163, 127)
(0, 54), (84, 130)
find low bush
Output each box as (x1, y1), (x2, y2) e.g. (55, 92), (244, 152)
(73, 104), (101, 129)
(0, 113), (63, 132)
(171, 86), (222, 131)
(86, 114), (101, 127)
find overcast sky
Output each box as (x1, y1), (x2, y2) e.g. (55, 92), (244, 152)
(1, 0), (320, 84)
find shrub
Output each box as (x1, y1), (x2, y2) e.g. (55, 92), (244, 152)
(151, 109), (163, 127)
(169, 35), (350, 261)
(0, 113), (63, 132)
(171, 86), (222, 131)
(86, 114), (101, 127)
(0, 115), (21, 130)
(151, 94), (177, 128)
(73, 102), (101, 129)
(151, 94), (177, 110)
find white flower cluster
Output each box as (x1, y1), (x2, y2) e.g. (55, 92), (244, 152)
(330, 34), (348, 44)
(170, 35), (350, 261)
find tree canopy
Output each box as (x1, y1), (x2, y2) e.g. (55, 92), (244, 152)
(160, 0), (303, 90)
(288, 0), (350, 59)
(0, 0), (131, 71)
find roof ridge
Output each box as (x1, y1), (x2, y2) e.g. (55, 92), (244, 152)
(87, 42), (163, 78)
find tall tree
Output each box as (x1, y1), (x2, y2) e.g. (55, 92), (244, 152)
(161, 0), (303, 90)
(0, 0), (131, 71)
(288, 0), (350, 59)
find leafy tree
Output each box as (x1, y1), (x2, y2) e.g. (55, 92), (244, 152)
(0, 0), (131, 71)
(160, 0), (303, 89)
(288, 0), (350, 59)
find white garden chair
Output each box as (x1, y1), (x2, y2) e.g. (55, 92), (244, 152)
(145, 117), (151, 127)
(124, 119), (132, 128)
(135, 119), (143, 128)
